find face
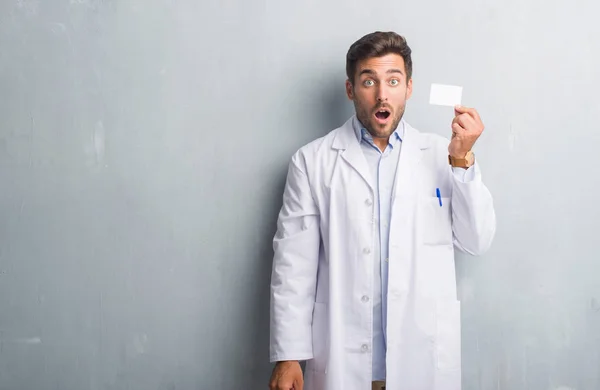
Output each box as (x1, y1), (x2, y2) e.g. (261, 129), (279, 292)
(345, 53), (413, 140)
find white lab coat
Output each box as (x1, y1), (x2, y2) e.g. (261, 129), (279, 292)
(269, 116), (496, 390)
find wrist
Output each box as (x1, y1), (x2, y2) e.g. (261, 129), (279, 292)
(448, 150), (475, 168)
(276, 360), (300, 365)
(449, 150), (468, 159)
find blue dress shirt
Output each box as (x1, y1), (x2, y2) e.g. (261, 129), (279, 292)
(353, 116), (402, 381)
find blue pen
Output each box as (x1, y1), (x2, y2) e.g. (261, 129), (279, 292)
(436, 188), (442, 207)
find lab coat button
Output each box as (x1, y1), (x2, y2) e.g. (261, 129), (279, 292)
(365, 198), (372, 206)
(363, 247), (371, 255)
(361, 344), (369, 352)
(361, 295), (369, 303)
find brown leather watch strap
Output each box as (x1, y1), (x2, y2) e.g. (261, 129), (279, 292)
(448, 151), (474, 167)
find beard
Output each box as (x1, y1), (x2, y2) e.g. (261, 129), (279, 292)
(355, 102), (405, 140)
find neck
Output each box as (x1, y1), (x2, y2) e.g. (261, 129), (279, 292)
(373, 137), (389, 152)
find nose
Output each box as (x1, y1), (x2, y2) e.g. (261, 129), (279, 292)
(376, 86), (388, 102)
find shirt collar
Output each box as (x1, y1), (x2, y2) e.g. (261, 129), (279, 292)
(352, 115), (404, 146)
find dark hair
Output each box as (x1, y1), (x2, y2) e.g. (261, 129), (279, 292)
(346, 31), (413, 84)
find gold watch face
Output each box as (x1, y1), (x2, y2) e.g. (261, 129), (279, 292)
(465, 151), (475, 165)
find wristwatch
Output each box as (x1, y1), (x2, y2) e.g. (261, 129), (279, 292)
(448, 151), (475, 168)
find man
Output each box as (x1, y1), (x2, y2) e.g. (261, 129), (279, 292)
(268, 31), (496, 390)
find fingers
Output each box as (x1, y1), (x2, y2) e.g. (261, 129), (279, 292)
(269, 361), (303, 390)
(451, 122), (465, 138)
(292, 374), (304, 390)
(269, 381), (294, 390)
(453, 112), (476, 129)
(454, 105), (481, 122)
(269, 375), (297, 390)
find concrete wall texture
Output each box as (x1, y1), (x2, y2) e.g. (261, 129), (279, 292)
(1, 1), (599, 389)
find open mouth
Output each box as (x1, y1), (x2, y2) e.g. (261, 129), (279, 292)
(374, 109), (391, 122)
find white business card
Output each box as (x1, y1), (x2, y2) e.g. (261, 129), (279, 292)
(429, 83), (463, 107)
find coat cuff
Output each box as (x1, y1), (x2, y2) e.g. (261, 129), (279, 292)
(452, 161), (479, 183)
(269, 353), (313, 363)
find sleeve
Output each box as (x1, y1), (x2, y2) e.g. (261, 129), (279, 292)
(451, 165), (476, 182)
(269, 151), (321, 363)
(450, 160), (497, 255)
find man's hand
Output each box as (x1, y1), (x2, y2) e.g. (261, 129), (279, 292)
(449, 105), (484, 158)
(269, 361), (303, 390)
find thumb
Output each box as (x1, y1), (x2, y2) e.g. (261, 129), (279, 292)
(454, 104), (462, 116)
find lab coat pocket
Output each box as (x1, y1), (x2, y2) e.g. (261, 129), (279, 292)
(435, 300), (461, 371)
(421, 196), (452, 246)
(311, 302), (329, 374)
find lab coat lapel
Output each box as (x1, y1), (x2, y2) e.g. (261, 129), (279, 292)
(391, 123), (426, 200)
(332, 117), (373, 192)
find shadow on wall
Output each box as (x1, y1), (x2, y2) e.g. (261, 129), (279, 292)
(318, 76), (355, 134)
(241, 75), (353, 385)
(234, 155), (299, 386)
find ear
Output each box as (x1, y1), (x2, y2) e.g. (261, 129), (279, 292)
(345, 79), (354, 100)
(406, 78), (413, 100)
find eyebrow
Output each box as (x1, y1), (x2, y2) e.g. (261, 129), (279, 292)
(359, 68), (405, 77)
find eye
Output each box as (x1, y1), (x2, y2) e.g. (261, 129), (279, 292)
(389, 79), (400, 86)
(363, 79), (375, 87)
